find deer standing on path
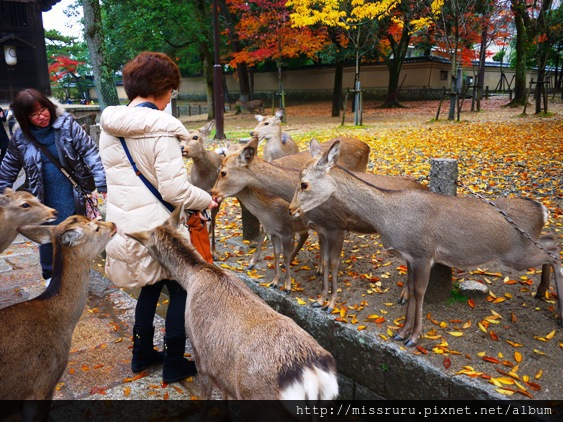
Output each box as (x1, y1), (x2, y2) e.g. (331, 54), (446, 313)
(127, 206), (339, 401)
(212, 181), (309, 293)
(251, 109), (299, 162)
(0, 216), (117, 403)
(289, 140), (563, 346)
(180, 120), (226, 259)
(0, 188), (58, 253)
(236, 98), (264, 114)
(212, 137), (426, 311)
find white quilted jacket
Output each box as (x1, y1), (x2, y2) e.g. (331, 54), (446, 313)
(99, 105), (211, 288)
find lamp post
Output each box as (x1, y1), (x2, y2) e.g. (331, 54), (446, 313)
(4, 45), (17, 102)
(212, 0), (225, 139)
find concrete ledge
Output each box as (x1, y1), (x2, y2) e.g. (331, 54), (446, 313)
(238, 274), (505, 401)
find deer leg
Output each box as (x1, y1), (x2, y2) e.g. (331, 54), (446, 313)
(312, 231), (331, 309)
(289, 231), (309, 264)
(397, 286), (409, 305)
(326, 230), (346, 313)
(394, 262), (416, 342)
(210, 205), (220, 260)
(282, 235), (294, 294)
(269, 234), (283, 289)
(405, 261), (432, 347)
(248, 229), (268, 270)
(535, 264), (552, 299)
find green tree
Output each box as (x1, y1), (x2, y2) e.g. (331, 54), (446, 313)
(83, 0), (120, 109)
(100, 0), (216, 118)
(509, 0), (558, 111)
(45, 29), (92, 101)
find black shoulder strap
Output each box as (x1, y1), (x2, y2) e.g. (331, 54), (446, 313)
(118, 101), (174, 213)
(29, 138), (81, 191)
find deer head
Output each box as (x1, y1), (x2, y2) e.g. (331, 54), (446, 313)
(290, 139), (340, 217)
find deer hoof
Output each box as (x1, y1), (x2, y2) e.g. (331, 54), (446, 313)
(247, 263), (256, 270)
(311, 302), (323, 309)
(326, 307), (333, 314)
(404, 339), (417, 347)
(282, 289), (291, 296)
(392, 334), (405, 342)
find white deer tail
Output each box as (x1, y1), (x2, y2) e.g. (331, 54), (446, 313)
(279, 363), (339, 401)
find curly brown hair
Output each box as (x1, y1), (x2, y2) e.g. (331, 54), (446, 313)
(122, 52), (180, 101)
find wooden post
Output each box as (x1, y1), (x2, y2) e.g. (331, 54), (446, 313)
(426, 158), (458, 303)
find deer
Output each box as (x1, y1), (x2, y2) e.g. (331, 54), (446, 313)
(212, 137), (427, 309)
(0, 216), (117, 403)
(289, 140), (563, 347)
(212, 178), (309, 292)
(236, 98), (264, 114)
(0, 188), (58, 253)
(180, 120), (226, 259)
(126, 206), (339, 401)
(251, 109), (299, 162)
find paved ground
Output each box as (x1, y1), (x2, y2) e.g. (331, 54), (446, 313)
(0, 234), (210, 405)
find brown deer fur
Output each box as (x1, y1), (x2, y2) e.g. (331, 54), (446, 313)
(0, 188), (58, 253)
(127, 207), (339, 400)
(236, 99), (264, 114)
(289, 140), (563, 346)
(0, 216), (117, 400)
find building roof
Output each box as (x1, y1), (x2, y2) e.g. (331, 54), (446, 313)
(40, 0), (62, 12)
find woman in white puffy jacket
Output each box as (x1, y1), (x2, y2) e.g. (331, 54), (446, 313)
(99, 52), (217, 383)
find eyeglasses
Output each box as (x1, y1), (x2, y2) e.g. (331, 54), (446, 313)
(29, 107), (49, 119)
(171, 89), (178, 99)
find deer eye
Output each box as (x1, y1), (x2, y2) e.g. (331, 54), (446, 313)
(264, 122), (269, 126)
(192, 135), (199, 140)
(300, 182), (308, 191)
(21, 203), (30, 208)
(220, 171), (226, 178)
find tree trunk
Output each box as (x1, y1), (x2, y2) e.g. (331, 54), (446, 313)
(382, 59), (403, 107)
(476, 25), (488, 111)
(509, 5), (528, 106)
(202, 54), (214, 120)
(332, 60), (344, 117)
(218, 0), (250, 102)
(82, 0), (119, 109)
(381, 26), (410, 108)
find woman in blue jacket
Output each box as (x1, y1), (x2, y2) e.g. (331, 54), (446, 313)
(0, 89), (106, 282)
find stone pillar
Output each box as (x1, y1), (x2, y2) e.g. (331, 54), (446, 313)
(89, 124), (101, 147)
(240, 201), (261, 243)
(426, 158), (458, 303)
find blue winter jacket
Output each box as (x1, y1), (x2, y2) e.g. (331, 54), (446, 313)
(0, 112), (106, 201)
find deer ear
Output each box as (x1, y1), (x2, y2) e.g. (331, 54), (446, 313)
(0, 194), (8, 206)
(17, 225), (54, 245)
(275, 109), (284, 119)
(126, 231), (150, 246)
(3, 187), (15, 195)
(309, 138), (322, 158)
(255, 115), (264, 122)
(60, 227), (86, 247)
(238, 145), (256, 165)
(168, 205), (185, 226)
(317, 141), (340, 171)
(199, 120), (215, 137)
